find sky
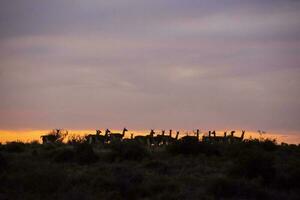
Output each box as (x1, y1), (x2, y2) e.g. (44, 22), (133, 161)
(0, 0), (300, 134)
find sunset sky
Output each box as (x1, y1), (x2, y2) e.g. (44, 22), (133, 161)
(0, 1), (300, 140)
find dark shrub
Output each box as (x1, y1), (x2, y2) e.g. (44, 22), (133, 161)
(275, 158), (300, 189)
(167, 140), (220, 156)
(2, 164), (67, 196)
(109, 141), (149, 161)
(261, 139), (278, 151)
(31, 149), (38, 156)
(113, 167), (145, 199)
(67, 135), (85, 145)
(4, 141), (25, 153)
(0, 153), (7, 172)
(207, 176), (268, 199)
(143, 160), (169, 175)
(241, 139), (277, 152)
(53, 148), (75, 163)
(75, 143), (98, 165)
(279, 143), (300, 154)
(229, 148), (275, 183)
(146, 176), (180, 199)
(42, 143), (56, 151)
(167, 140), (199, 155)
(61, 187), (94, 200)
(92, 166), (146, 199)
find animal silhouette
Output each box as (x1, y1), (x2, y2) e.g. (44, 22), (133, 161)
(167, 130), (180, 144)
(211, 131), (228, 143)
(107, 128), (128, 141)
(202, 131), (211, 142)
(232, 130), (245, 142)
(155, 130), (169, 146)
(85, 130), (109, 144)
(181, 129), (200, 142)
(122, 133), (134, 142)
(134, 129), (155, 146)
(202, 131), (218, 143)
(41, 129), (68, 144)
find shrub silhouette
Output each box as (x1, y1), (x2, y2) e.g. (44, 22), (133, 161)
(229, 148), (275, 183)
(92, 166), (147, 199)
(167, 140), (200, 155)
(48, 144), (98, 164)
(74, 143), (98, 165)
(241, 138), (278, 152)
(275, 158), (300, 189)
(167, 140), (220, 156)
(109, 141), (149, 161)
(53, 148), (75, 163)
(143, 160), (169, 175)
(0, 153), (7, 172)
(0, 138), (299, 199)
(261, 139), (278, 151)
(4, 142), (25, 153)
(207, 176), (268, 199)
(3, 165), (67, 196)
(113, 167), (145, 199)
(67, 134), (85, 145)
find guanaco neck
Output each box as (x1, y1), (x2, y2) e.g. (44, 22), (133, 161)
(122, 129), (127, 136)
(176, 131), (179, 139)
(241, 131), (245, 139)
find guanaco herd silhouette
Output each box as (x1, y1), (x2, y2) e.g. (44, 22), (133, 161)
(41, 128), (246, 146)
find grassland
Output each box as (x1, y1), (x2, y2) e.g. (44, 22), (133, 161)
(0, 139), (299, 200)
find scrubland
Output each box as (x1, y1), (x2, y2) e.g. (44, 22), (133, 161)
(0, 139), (299, 200)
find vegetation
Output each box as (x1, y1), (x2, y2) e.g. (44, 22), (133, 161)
(0, 138), (299, 199)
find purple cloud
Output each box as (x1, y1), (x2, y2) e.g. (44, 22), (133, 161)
(0, 0), (300, 133)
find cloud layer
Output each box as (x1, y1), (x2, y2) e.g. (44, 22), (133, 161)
(0, 0), (300, 132)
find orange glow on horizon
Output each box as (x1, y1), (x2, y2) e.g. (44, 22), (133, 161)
(0, 129), (299, 144)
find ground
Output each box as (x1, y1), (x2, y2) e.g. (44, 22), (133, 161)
(0, 139), (299, 200)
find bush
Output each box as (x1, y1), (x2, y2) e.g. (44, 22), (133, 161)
(109, 141), (149, 161)
(92, 166), (146, 199)
(261, 139), (278, 151)
(207, 176), (268, 199)
(4, 142), (25, 153)
(75, 143), (98, 165)
(279, 143), (300, 154)
(48, 144), (98, 164)
(167, 140), (200, 155)
(143, 160), (169, 175)
(67, 135), (85, 145)
(229, 148), (275, 183)
(113, 167), (145, 199)
(0, 153), (7, 172)
(1, 164), (68, 196)
(167, 140), (220, 156)
(53, 148), (75, 163)
(275, 158), (300, 189)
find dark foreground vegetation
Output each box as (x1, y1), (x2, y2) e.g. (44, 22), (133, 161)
(0, 138), (300, 200)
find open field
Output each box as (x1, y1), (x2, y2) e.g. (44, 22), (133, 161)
(0, 137), (300, 200)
